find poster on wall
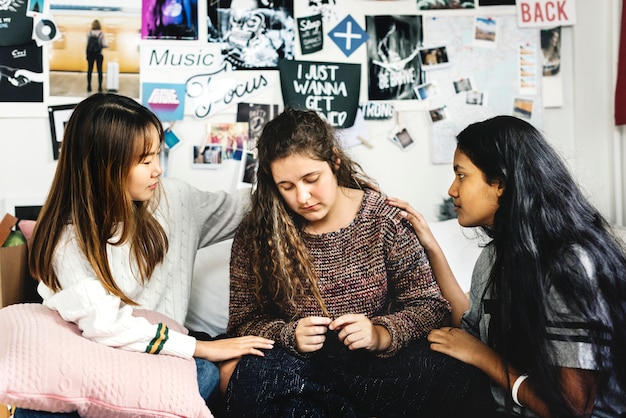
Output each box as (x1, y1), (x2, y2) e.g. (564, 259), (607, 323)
(142, 0), (198, 40)
(0, 42), (43, 102)
(0, 0), (33, 47)
(141, 43), (276, 119)
(541, 26), (562, 107)
(49, 1), (141, 99)
(208, 0), (295, 69)
(236, 102), (279, 147)
(142, 82), (186, 121)
(516, 0), (576, 27)
(297, 14), (323, 55)
(278, 59), (360, 129)
(365, 15), (424, 101)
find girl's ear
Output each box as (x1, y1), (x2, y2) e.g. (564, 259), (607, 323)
(332, 148), (341, 171)
(333, 157), (341, 171)
(495, 179), (505, 197)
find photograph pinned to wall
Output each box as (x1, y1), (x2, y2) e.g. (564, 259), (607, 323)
(49, 1), (141, 98)
(207, 121), (248, 161)
(0, 42), (44, 102)
(388, 125), (415, 151)
(236, 102), (279, 150)
(474, 16), (497, 48)
(237, 150), (258, 189)
(453, 77), (473, 94)
(541, 26), (563, 108)
(417, 0), (475, 10)
(541, 26), (561, 76)
(365, 14), (424, 101)
(418, 46), (449, 70)
(429, 105), (448, 123)
(27, 0), (46, 16)
(466, 90), (485, 106)
(512, 97), (533, 119)
(48, 103), (77, 160)
(193, 143), (223, 168)
(413, 81), (438, 100)
(297, 13), (323, 55)
(210, 0), (295, 69)
(142, 0), (198, 40)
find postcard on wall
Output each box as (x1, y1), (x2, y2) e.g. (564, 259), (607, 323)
(419, 46), (450, 70)
(193, 144), (223, 169)
(237, 150), (258, 189)
(413, 82), (438, 101)
(388, 125), (415, 151)
(474, 17), (497, 49)
(513, 97), (533, 119)
(206, 121), (248, 161)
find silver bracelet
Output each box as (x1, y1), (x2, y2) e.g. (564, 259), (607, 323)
(512, 373), (529, 407)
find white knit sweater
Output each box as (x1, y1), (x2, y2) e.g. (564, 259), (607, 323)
(38, 177), (248, 359)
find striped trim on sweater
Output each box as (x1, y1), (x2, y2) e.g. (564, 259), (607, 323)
(146, 323), (169, 354)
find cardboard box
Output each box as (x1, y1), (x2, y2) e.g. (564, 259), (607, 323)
(0, 243), (27, 308)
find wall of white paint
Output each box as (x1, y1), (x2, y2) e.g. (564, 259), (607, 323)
(1, 0), (622, 226)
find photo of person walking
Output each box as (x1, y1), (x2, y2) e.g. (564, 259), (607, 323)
(86, 19), (108, 93)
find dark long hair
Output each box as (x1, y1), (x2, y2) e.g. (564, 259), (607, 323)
(458, 115), (626, 415)
(237, 107), (377, 317)
(30, 93), (168, 305)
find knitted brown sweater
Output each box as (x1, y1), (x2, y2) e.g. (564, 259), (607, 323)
(228, 189), (451, 357)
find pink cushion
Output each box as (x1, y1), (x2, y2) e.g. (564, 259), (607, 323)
(0, 303), (213, 417)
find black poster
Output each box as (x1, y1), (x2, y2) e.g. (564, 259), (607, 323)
(0, 42), (43, 102)
(236, 102), (279, 146)
(297, 14), (323, 55)
(279, 59), (360, 129)
(0, 0), (33, 47)
(366, 15), (423, 100)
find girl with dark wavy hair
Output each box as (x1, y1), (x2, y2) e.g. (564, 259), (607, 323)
(221, 107), (493, 417)
(389, 115), (626, 417)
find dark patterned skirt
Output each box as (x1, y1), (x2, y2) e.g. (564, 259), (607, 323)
(223, 336), (494, 418)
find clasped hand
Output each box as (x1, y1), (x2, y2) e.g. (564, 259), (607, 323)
(295, 314), (389, 353)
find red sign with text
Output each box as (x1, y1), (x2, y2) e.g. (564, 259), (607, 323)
(517, 0), (576, 28)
